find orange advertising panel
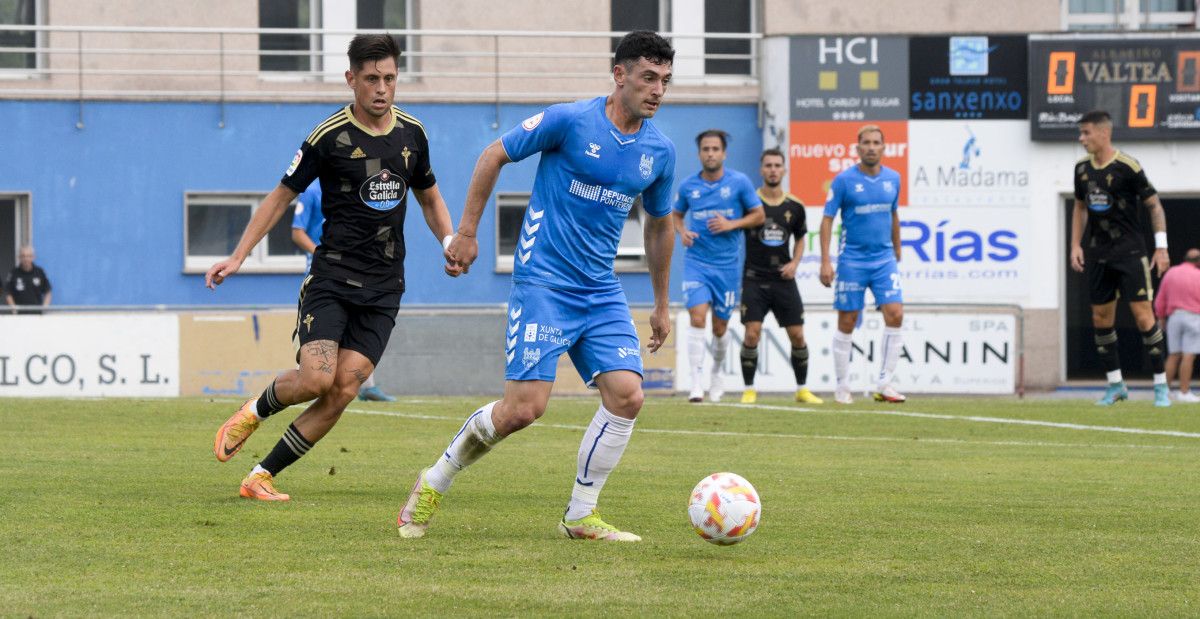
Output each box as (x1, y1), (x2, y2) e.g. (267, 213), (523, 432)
(787, 120), (909, 208)
(1127, 84), (1157, 128)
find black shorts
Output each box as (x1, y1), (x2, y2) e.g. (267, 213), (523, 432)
(740, 279), (805, 327)
(1086, 254), (1153, 305)
(291, 275), (402, 367)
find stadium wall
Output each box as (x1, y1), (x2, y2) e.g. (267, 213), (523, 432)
(0, 99), (760, 307)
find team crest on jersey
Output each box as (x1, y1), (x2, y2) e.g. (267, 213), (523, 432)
(854, 183), (865, 192)
(883, 180), (894, 193)
(639, 154), (654, 179)
(358, 169), (406, 211)
(285, 149), (303, 176)
(522, 112), (544, 131)
(720, 186), (732, 199)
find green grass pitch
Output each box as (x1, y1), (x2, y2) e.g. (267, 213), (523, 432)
(2, 395), (1199, 616)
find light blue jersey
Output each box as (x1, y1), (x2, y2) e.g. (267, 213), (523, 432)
(500, 96), (677, 293)
(673, 169), (761, 267)
(823, 165), (900, 268)
(291, 182), (324, 272)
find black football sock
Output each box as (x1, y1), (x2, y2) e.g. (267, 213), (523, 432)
(740, 345), (758, 387)
(1142, 326), (1166, 374)
(1094, 328), (1121, 374)
(791, 345), (810, 386)
(259, 423), (314, 476)
(256, 379), (289, 418)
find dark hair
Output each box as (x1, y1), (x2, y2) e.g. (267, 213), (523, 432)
(760, 148), (785, 163)
(347, 34), (401, 72)
(1078, 110), (1112, 126)
(695, 129), (729, 149)
(614, 30), (675, 68)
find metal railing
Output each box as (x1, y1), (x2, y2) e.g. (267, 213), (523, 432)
(0, 24), (761, 109)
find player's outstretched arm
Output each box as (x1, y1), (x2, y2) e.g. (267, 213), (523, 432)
(412, 183), (463, 277)
(818, 215), (835, 288)
(1069, 199), (1087, 273)
(1144, 194), (1170, 275)
(644, 212), (674, 353)
(205, 183), (299, 289)
(448, 140), (511, 274)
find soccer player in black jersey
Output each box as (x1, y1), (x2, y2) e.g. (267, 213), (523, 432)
(205, 34), (462, 500)
(738, 149), (822, 404)
(1071, 110), (1171, 407)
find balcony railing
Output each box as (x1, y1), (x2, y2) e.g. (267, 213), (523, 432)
(0, 24), (761, 109)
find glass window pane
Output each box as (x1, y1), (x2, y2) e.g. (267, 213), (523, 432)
(705, 0), (751, 75)
(1141, 0), (1195, 11)
(611, 0), (661, 54)
(0, 0), (36, 70)
(356, 0), (408, 70)
(259, 0), (312, 72)
(267, 203), (303, 256)
(188, 204), (251, 256)
(1069, 0), (1118, 13)
(617, 204), (643, 253)
(0, 197), (15, 276)
(497, 202), (524, 257)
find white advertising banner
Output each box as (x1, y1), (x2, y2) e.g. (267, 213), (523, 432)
(797, 205), (1029, 305)
(907, 120), (1032, 208)
(0, 314), (179, 397)
(675, 309), (1015, 395)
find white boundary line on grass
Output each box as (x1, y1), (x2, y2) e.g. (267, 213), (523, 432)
(343, 408), (1188, 451)
(728, 403), (1200, 439)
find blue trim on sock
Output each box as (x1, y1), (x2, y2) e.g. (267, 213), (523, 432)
(577, 421), (609, 484)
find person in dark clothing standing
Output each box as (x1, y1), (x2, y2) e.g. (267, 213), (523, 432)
(5, 245), (52, 314)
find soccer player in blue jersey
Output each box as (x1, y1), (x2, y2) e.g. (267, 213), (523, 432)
(291, 181), (396, 402)
(397, 31), (678, 542)
(818, 125), (906, 405)
(673, 129), (763, 403)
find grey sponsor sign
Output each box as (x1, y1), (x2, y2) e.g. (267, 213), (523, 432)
(790, 36), (909, 121)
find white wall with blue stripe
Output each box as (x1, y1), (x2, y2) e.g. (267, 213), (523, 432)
(0, 100), (761, 306)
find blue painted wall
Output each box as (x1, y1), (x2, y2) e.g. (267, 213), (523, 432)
(0, 100), (760, 306)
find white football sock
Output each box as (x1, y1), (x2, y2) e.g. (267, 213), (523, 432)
(711, 330), (730, 375)
(1106, 369), (1124, 384)
(1154, 372), (1167, 386)
(877, 326), (904, 389)
(425, 400), (501, 493)
(832, 330), (853, 388)
(565, 405), (635, 521)
(688, 325), (707, 388)
(250, 464), (269, 477)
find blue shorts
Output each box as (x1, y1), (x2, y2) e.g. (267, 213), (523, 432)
(682, 260), (740, 320)
(504, 283), (642, 386)
(834, 259), (903, 311)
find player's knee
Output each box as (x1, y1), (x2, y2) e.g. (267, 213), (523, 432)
(297, 371), (335, 399)
(743, 332), (760, 348)
(712, 323), (728, 337)
(606, 387), (644, 418)
(502, 401), (545, 431)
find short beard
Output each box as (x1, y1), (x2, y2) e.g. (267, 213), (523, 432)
(703, 162), (723, 174)
(763, 179), (781, 188)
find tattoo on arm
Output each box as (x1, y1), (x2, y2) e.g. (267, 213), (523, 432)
(1147, 197), (1167, 233)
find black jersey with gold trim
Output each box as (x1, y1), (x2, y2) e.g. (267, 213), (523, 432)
(1072, 150), (1156, 261)
(744, 190), (808, 281)
(281, 104), (436, 292)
